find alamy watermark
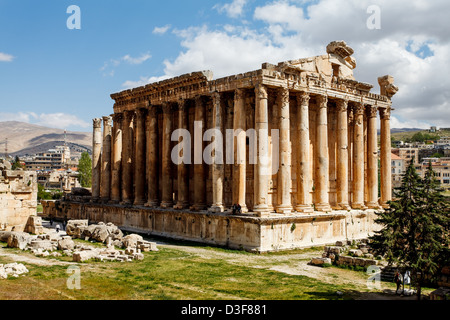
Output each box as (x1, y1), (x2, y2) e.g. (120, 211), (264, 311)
(67, 5), (81, 30)
(367, 5), (381, 30)
(171, 123), (279, 175)
(66, 265), (81, 290)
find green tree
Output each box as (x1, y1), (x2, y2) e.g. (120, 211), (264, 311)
(11, 156), (25, 170)
(370, 158), (450, 300)
(77, 152), (92, 188)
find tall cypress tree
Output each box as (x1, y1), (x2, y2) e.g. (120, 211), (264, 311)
(370, 158), (450, 300)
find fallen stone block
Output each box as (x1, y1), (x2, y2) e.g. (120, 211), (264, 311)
(349, 249), (363, 257)
(65, 220), (88, 238)
(58, 237), (75, 251)
(310, 257), (332, 266)
(121, 234), (143, 248)
(73, 250), (99, 262)
(29, 239), (55, 251)
(7, 232), (32, 250)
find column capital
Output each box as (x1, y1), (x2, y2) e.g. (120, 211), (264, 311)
(234, 88), (246, 101)
(102, 115), (113, 126)
(123, 110), (134, 121)
(316, 94), (328, 107)
(161, 102), (173, 114)
(297, 91), (310, 105)
(366, 105), (378, 118)
(93, 118), (102, 128)
(336, 99), (349, 112)
(148, 106), (159, 117)
(380, 107), (391, 120)
(255, 83), (268, 100)
(135, 107), (147, 117)
(353, 102), (365, 116)
(111, 113), (123, 123)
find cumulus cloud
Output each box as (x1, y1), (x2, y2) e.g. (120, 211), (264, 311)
(0, 52), (14, 62)
(126, 0), (450, 127)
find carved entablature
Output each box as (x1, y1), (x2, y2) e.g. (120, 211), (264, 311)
(110, 41), (394, 115)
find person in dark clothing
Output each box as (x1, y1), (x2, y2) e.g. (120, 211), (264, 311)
(394, 271), (402, 294)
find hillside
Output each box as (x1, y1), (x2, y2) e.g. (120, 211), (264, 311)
(0, 121), (91, 157)
(391, 128), (450, 142)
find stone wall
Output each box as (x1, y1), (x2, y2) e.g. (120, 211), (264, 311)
(42, 200), (381, 252)
(0, 168), (38, 232)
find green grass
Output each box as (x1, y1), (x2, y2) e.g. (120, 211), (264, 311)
(0, 245), (363, 300)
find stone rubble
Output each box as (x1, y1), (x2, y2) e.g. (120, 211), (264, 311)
(1, 220), (158, 264)
(0, 263), (29, 280)
(310, 239), (384, 268)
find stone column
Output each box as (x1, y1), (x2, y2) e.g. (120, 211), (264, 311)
(161, 103), (174, 208)
(336, 99), (350, 210)
(233, 89), (248, 213)
(145, 107), (159, 207)
(121, 111), (134, 205)
(276, 87), (292, 214)
(254, 84), (270, 215)
(210, 92), (225, 212)
(133, 108), (146, 206)
(100, 116), (112, 202)
(352, 102), (365, 209)
(315, 95), (331, 212)
(192, 96), (206, 211)
(366, 105), (380, 209)
(380, 107), (392, 208)
(110, 113), (122, 203)
(174, 100), (190, 209)
(91, 118), (102, 202)
(295, 92), (313, 213)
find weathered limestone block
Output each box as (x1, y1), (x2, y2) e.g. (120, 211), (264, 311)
(65, 220), (89, 238)
(29, 239), (55, 251)
(24, 215), (44, 234)
(349, 249), (363, 257)
(310, 257), (332, 266)
(58, 236), (75, 251)
(90, 222), (123, 243)
(137, 240), (158, 252)
(121, 234), (143, 248)
(7, 232), (31, 250)
(73, 250), (98, 262)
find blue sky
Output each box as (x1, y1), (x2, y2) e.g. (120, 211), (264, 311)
(1, 0), (450, 132)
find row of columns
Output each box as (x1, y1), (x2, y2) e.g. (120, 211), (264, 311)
(91, 86), (392, 214)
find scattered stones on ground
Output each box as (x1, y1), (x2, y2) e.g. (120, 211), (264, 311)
(0, 263), (29, 280)
(1, 220), (158, 264)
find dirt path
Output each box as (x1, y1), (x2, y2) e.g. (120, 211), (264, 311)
(0, 246), (75, 267)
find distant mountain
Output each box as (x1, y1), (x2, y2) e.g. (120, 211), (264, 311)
(0, 121), (91, 157)
(390, 128), (424, 134)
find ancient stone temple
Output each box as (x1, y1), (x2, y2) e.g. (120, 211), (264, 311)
(44, 41), (399, 252)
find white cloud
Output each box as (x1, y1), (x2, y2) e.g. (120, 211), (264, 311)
(153, 25), (171, 35)
(122, 52), (152, 65)
(101, 52), (151, 76)
(215, 0), (248, 18)
(125, 0), (450, 128)
(0, 112), (89, 129)
(0, 52), (14, 62)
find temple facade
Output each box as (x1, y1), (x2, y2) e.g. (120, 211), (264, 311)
(92, 41), (397, 215)
(44, 41), (398, 252)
